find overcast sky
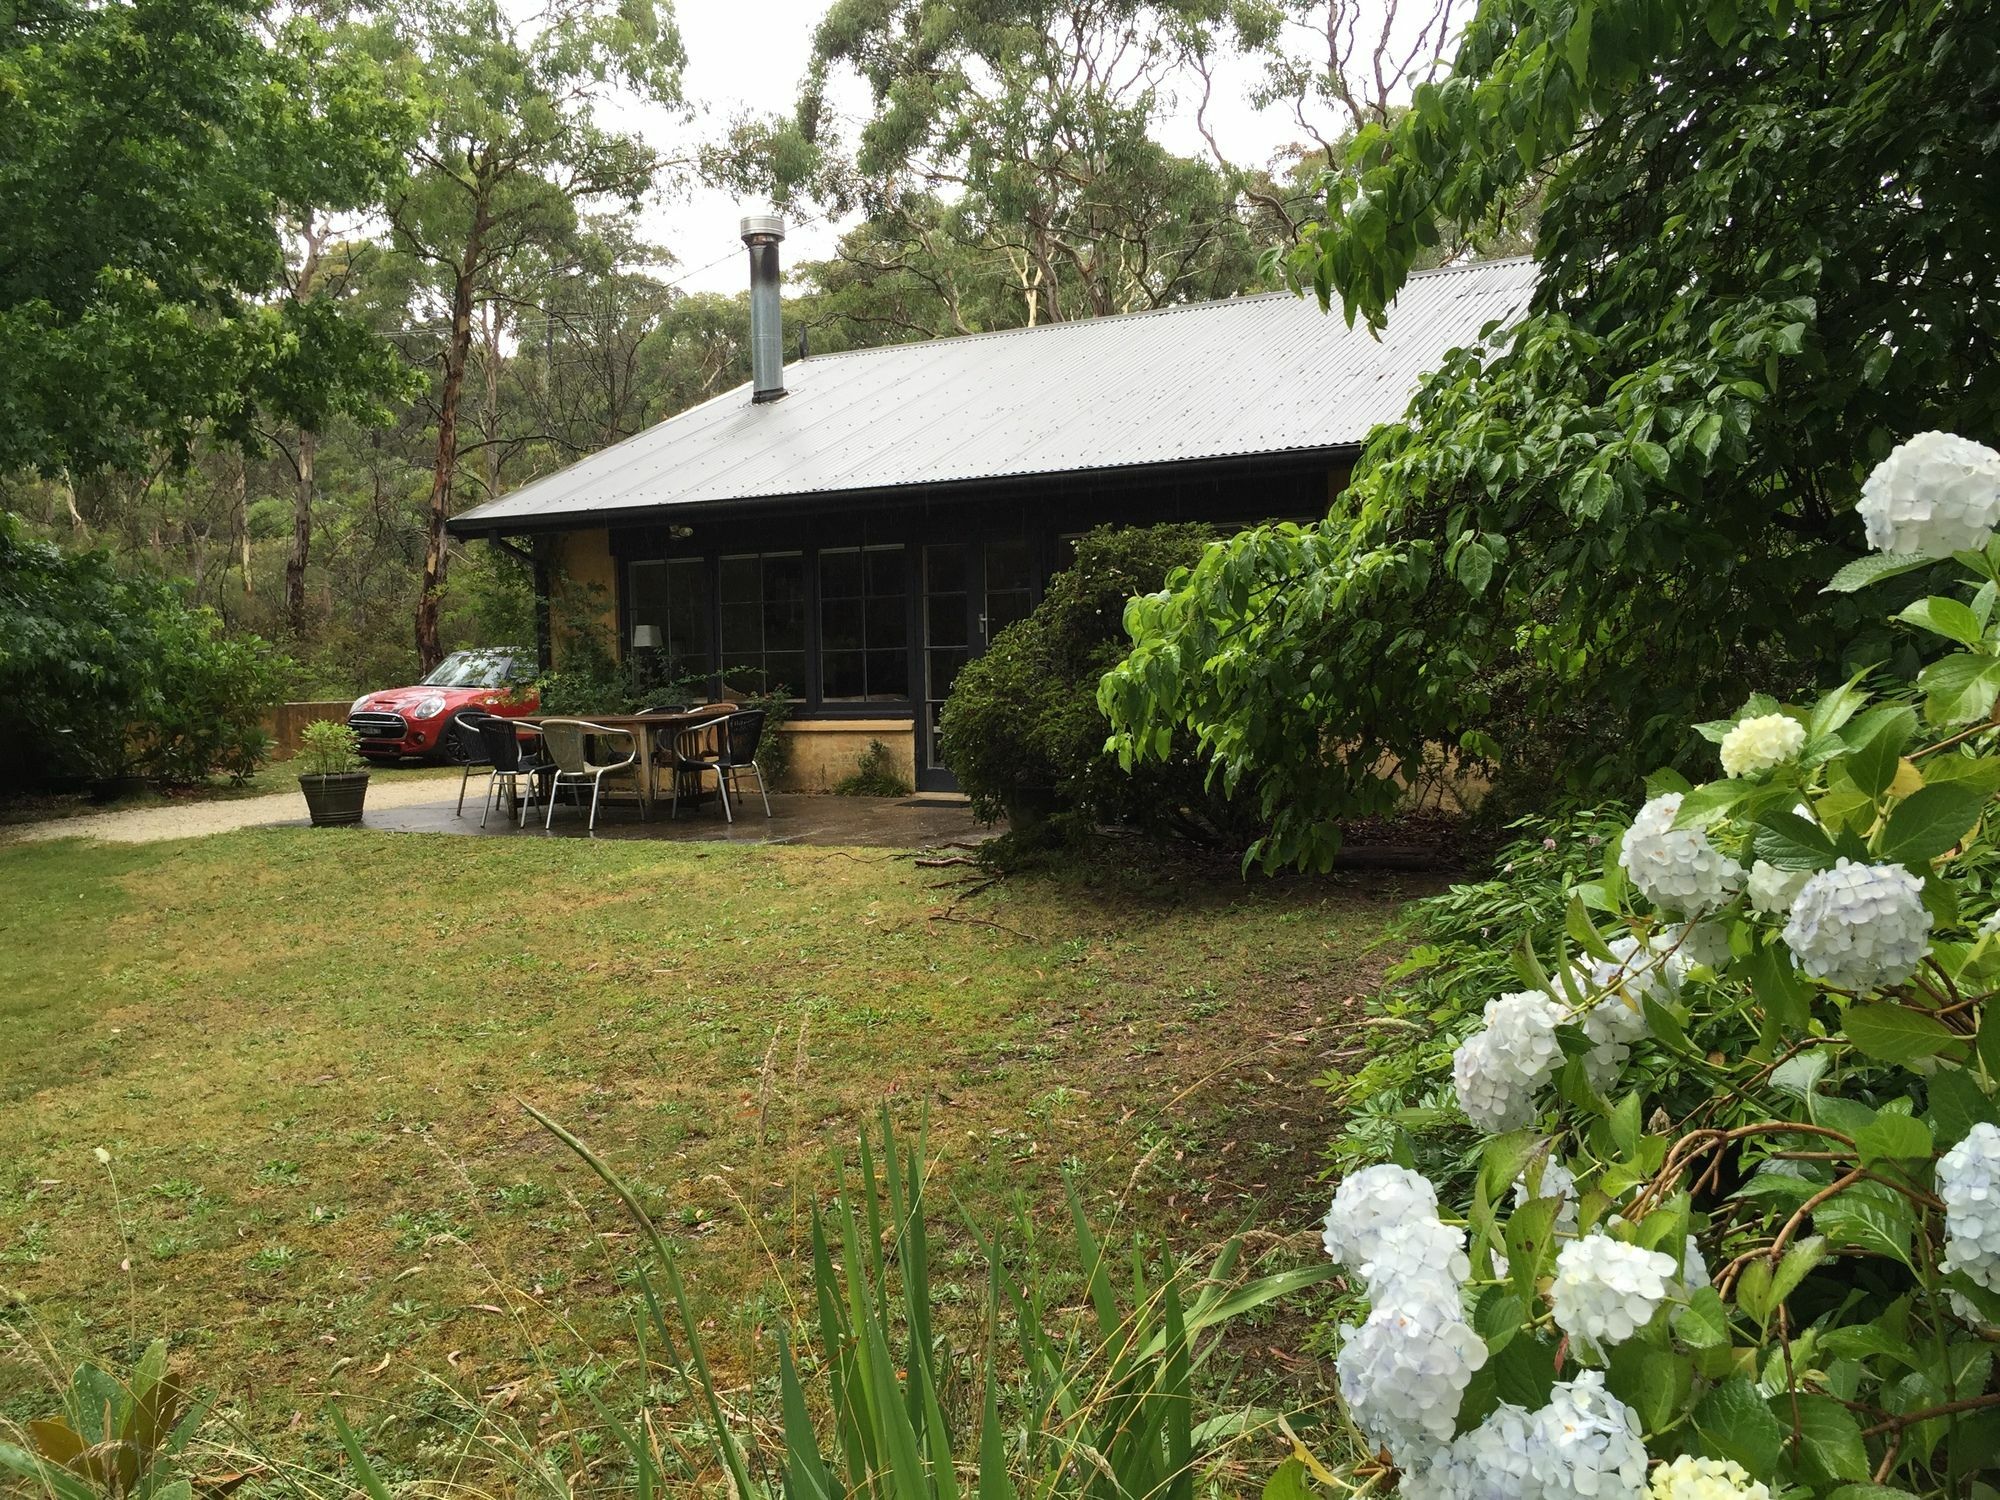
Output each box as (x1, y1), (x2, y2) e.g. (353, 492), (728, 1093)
(612, 0), (1319, 296)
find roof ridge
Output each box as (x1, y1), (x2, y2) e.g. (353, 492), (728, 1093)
(794, 256), (1536, 365)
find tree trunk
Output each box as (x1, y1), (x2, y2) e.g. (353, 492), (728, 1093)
(286, 429), (313, 628)
(285, 218), (325, 634)
(231, 449), (252, 595)
(416, 225), (485, 673)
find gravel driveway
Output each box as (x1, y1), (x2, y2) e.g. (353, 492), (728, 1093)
(3, 771), (465, 845)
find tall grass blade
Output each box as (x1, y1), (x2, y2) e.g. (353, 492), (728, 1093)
(521, 1100), (760, 1500)
(778, 1333), (840, 1500)
(326, 1407), (394, 1500)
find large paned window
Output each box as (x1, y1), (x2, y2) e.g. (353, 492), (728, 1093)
(627, 558), (714, 683)
(718, 552), (807, 696)
(819, 545), (910, 702)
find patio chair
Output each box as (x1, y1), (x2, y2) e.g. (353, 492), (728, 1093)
(540, 718), (644, 833)
(473, 713), (549, 828)
(446, 710), (494, 815)
(665, 716), (730, 821)
(717, 709), (772, 819)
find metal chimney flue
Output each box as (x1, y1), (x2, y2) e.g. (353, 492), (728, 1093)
(740, 213), (787, 403)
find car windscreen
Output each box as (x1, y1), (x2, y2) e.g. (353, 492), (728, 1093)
(420, 651), (517, 688)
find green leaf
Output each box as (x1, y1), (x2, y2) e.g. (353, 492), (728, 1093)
(1749, 941), (1812, 1037)
(1880, 783), (1982, 865)
(1844, 1003), (1962, 1064)
(1823, 553), (1934, 593)
(1848, 712), (1914, 799)
(1474, 1286), (1526, 1357)
(1671, 778), (1755, 829)
(1855, 1115), (1933, 1164)
(1753, 809), (1838, 871)
(1789, 1395), (1872, 1484)
(1606, 1343), (1688, 1435)
(1677, 1286), (1731, 1349)
(1695, 1375), (1785, 1474)
(1897, 595), (1985, 647)
(1918, 654), (2000, 725)
(1925, 1067), (1998, 1150)
(1261, 1457), (1313, 1500)
(1505, 1194), (1563, 1307)
(1816, 1184), (1916, 1266)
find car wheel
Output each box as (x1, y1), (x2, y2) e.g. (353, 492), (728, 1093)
(440, 731), (474, 767)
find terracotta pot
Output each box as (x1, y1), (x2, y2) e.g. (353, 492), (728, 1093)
(299, 770), (369, 827)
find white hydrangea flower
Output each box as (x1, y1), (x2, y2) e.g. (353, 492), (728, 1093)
(1947, 1288), (2000, 1334)
(1358, 1215), (1471, 1309)
(1527, 1372), (1649, 1499)
(1335, 1294), (1487, 1461)
(1323, 1164), (1439, 1270)
(1680, 1233), (1710, 1293)
(1747, 859), (1811, 915)
(1550, 1235), (1679, 1359)
(1782, 858), (1933, 990)
(1515, 1157), (1579, 1237)
(1667, 920), (1733, 972)
(1647, 1454), (1771, 1500)
(1940, 1122), (2000, 1293)
(1979, 908), (2000, 940)
(1452, 991), (1567, 1131)
(1719, 713), (1805, 777)
(1858, 431), (2000, 557)
(1572, 938), (1658, 1089)
(1619, 794), (1744, 917)
(1406, 1403), (1539, 1500)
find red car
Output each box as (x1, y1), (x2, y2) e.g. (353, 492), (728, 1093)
(348, 647), (540, 763)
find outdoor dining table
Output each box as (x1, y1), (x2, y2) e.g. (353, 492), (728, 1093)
(511, 709), (732, 818)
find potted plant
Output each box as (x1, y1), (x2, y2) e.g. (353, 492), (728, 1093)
(296, 719), (369, 826)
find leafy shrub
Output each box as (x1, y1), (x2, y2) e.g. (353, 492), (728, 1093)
(295, 719), (363, 777)
(941, 524), (1258, 852)
(0, 512), (287, 787)
(1306, 438), (2000, 1498)
(832, 738), (910, 796)
(135, 604), (286, 784)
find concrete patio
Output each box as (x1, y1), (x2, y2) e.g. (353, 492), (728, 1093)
(315, 788), (996, 848)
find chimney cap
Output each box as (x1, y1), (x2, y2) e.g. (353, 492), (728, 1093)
(740, 212), (786, 245)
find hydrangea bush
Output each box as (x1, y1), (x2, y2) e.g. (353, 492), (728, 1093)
(1313, 433), (2000, 1497)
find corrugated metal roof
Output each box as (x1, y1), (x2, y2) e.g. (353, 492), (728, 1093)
(449, 257), (1537, 533)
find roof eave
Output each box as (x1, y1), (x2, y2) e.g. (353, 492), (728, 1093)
(445, 443), (1363, 540)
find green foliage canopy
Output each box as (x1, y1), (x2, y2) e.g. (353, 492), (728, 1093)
(0, 0), (415, 475)
(1101, 0), (2000, 871)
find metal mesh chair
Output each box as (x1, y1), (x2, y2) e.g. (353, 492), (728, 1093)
(446, 710), (494, 815)
(473, 714), (548, 827)
(717, 709), (771, 819)
(539, 719), (643, 832)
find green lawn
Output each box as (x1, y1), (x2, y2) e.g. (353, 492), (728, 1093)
(0, 828), (1412, 1484)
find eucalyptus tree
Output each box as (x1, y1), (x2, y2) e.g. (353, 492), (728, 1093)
(778, 0), (1274, 324)
(1102, 0), (2000, 872)
(0, 0), (412, 479)
(383, 0), (685, 670)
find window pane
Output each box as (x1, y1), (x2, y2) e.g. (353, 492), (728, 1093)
(866, 649), (909, 700)
(766, 652), (807, 695)
(820, 549), (863, 599)
(820, 545), (910, 702)
(822, 650), (864, 700)
(822, 598), (863, 651)
(986, 540), (1032, 593)
(766, 596), (806, 651)
(865, 596), (907, 649)
(719, 601), (761, 655)
(925, 544), (966, 595)
(926, 595), (968, 648)
(719, 555), (759, 602)
(866, 547), (905, 597)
